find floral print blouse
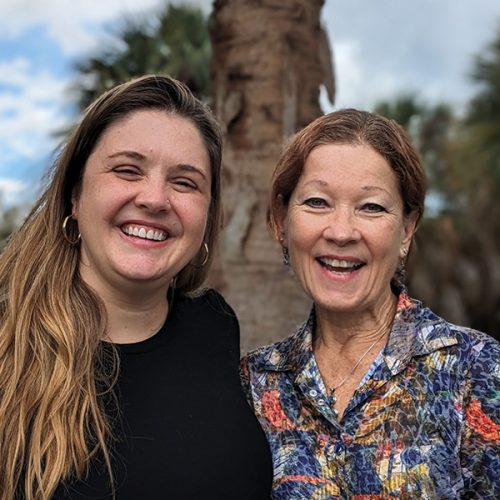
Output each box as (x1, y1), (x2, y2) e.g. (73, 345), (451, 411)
(241, 293), (500, 499)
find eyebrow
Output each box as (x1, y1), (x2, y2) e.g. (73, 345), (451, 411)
(362, 185), (387, 191)
(107, 151), (208, 180)
(107, 150), (146, 161)
(302, 179), (328, 188)
(302, 180), (393, 196)
(175, 163), (208, 181)
(361, 185), (393, 197)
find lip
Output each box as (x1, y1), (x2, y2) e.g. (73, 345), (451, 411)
(118, 219), (171, 245)
(315, 254), (365, 281)
(119, 219), (170, 233)
(317, 254), (364, 263)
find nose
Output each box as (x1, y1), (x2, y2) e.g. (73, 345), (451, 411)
(322, 207), (360, 246)
(134, 179), (170, 213)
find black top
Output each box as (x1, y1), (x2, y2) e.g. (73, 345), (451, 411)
(54, 289), (272, 499)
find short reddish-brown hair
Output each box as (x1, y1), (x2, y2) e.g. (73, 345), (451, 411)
(268, 108), (427, 239)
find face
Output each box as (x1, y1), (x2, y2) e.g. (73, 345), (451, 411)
(72, 109), (211, 297)
(279, 143), (417, 319)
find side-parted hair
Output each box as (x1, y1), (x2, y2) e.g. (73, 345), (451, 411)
(0, 75), (222, 499)
(268, 108), (426, 239)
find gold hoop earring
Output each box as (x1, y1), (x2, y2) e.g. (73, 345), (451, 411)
(189, 242), (209, 269)
(62, 215), (81, 245)
(200, 242), (209, 267)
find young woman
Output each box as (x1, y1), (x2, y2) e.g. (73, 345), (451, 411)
(0, 75), (272, 499)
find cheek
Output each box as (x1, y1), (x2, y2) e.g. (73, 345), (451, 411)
(74, 192), (106, 222)
(286, 227), (320, 273)
(178, 197), (211, 233)
(375, 228), (404, 269)
(72, 179), (102, 219)
(286, 216), (320, 252)
(195, 212), (209, 238)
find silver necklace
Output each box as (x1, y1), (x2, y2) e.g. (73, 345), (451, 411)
(329, 333), (385, 393)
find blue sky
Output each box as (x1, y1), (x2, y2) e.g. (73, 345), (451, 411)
(0, 0), (499, 211)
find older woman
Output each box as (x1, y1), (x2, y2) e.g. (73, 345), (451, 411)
(241, 109), (500, 498)
(0, 75), (272, 499)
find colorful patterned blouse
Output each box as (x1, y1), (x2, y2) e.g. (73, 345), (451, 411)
(241, 293), (500, 499)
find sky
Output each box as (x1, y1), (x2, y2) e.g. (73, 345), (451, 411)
(0, 0), (499, 210)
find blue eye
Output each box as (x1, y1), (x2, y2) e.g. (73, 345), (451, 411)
(362, 203), (386, 213)
(304, 197), (327, 208)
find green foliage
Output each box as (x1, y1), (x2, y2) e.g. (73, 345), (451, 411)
(461, 24), (500, 188)
(374, 94), (422, 129)
(375, 25), (500, 209)
(74, 3), (211, 110)
(468, 28), (500, 125)
(376, 24), (500, 338)
(375, 95), (454, 208)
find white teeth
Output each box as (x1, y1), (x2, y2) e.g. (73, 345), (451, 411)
(320, 258), (359, 268)
(123, 225), (167, 241)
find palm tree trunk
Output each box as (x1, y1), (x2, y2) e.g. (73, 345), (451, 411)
(210, 0), (334, 350)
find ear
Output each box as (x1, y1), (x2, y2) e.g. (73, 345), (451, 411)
(275, 194), (288, 244)
(401, 210), (419, 254)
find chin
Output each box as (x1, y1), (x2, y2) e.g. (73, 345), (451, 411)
(314, 294), (363, 314)
(116, 266), (172, 286)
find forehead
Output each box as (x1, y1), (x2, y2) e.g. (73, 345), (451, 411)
(99, 109), (203, 147)
(86, 109), (211, 175)
(297, 143), (399, 192)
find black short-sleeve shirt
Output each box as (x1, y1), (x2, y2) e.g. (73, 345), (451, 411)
(54, 289), (272, 499)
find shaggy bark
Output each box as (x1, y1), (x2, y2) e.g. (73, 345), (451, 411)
(210, 0), (334, 350)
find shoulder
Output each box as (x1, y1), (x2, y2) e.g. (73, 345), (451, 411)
(177, 288), (237, 321)
(412, 305), (500, 387)
(439, 320), (499, 366)
(242, 316), (311, 374)
(173, 288), (239, 338)
(403, 298), (499, 363)
(172, 288), (241, 357)
(242, 340), (282, 372)
(447, 324), (500, 391)
(240, 336), (293, 400)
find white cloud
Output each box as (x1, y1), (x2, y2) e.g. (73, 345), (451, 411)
(1, 0), (499, 191)
(0, 0), (213, 55)
(323, 0), (500, 109)
(0, 1), (158, 54)
(0, 0), (215, 199)
(328, 40), (363, 109)
(325, 39), (405, 110)
(0, 178), (29, 206)
(0, 57), (71, 163)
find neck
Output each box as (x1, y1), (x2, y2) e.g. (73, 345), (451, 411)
(314, 292), (397, 354)
(313, 292), (398, 419)
(81, 274), (171, 343)
(103, 290), (170, 344)
(78, 263), (175, 343)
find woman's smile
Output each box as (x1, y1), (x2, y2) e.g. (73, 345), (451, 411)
(72, 109), (211, 296)
(316, 255), (365, 277)
(121, 223), (169, 242)
(280, 142), (417, 319)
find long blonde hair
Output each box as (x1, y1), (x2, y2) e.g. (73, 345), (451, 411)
(0, 75), (222, 499)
